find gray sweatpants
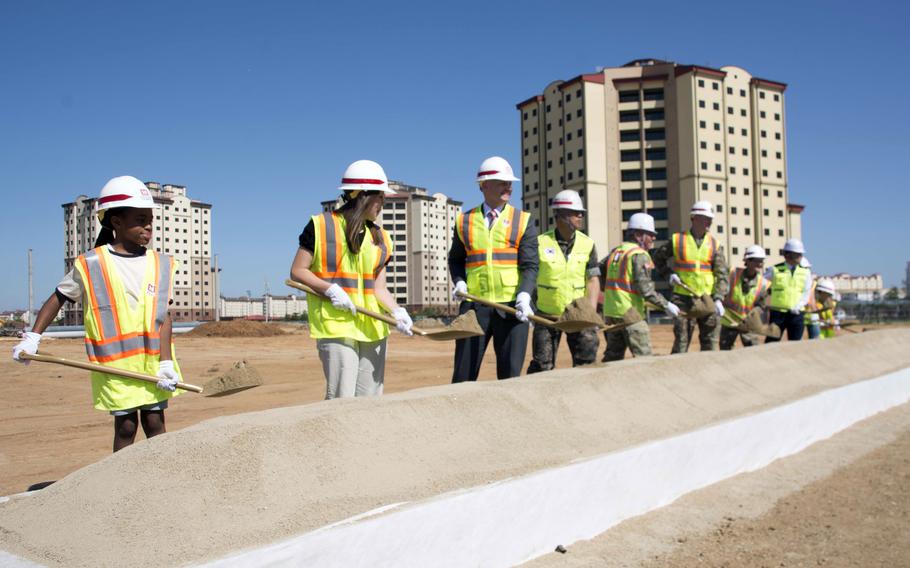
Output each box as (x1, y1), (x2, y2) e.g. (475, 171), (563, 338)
(316, 337), (387, 399)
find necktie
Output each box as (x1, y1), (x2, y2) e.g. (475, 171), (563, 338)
(487, 208), (499, 228)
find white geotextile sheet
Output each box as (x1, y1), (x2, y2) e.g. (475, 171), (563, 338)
(201, 367), (910, 568)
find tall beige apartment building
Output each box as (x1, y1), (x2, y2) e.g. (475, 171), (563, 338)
(62, 182), (214, 324)
(321, 181), (462, 311)
(517, 58), (803, 264)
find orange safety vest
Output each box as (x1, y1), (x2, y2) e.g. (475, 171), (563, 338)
(721, 268), (770, 328)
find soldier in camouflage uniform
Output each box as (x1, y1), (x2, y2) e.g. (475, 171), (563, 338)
(652, 201), (729, 353)
(601, 212), (681, 361)
(719, 245), (771, 350)
(527, 190), (600, 373)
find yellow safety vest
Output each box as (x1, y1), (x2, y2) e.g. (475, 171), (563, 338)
(456, 204), (530, 303)
(602, 242), (652, 318)
(671, 231), (717, 297)
(536, 229), (594, 315)
(307, 212), (392, 342)
(721, 268), (770, 328)
(819, 300), (837, 339)
(804, 282), (819, 325)
(769, 262), (810, 311)
(74, 246), (181, 411)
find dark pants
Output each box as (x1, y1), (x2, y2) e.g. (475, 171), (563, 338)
(526, 323), (599, 374)
(452, 301), (530, 382)
(766, 309), (804, 342)
(806, 323), (821, 339)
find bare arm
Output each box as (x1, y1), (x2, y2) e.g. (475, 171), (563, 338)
(30, 292), (65, 334)
(373, 268), (401, 314)
(159, 313), (174, 361)
(586, 276), (600, 309)
(289, 248), (333, 295)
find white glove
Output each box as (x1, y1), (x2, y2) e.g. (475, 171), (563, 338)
(325, 283), (357, 315)
(789, 307), (802, 315)
(669, 274), (682, 287)
(453, 280), (467, 302)
(665, 302), (681, 319)
(809, 313), (820, 323)
(156, 360), (180, 392)
(515, 291), (533, 323)
(714, 299), (725, 317)
(12, 331), (41, 365)
(392, 307), (413, 336)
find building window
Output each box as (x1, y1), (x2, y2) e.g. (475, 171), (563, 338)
(776, 151), (782, 159)
(761, 130), (767, 138)
(775, 132), (781, 140)
(701, 162), (708, 171)
(714, 143), (721, 151)
(712, 82), (719, 90)
(620, 110), (639, 123)
(729, 146), (735, 155)
(762, 169), (768, 177)
(744, 207), (750, 215)
(715, 163), (722, 172)
(716, 184), (722, 192)
(731, 206), (738, 214)
(620, 130), (640, 142)
(651, 208), (668, 220)
(741, 128), (747, 136)
(621, 149), (640, 162)
(760, 111), (766, 118)
(732, 227), (738, 235)
(730, 166), (736, 174)
(713, 102), (720, 110)
(649, 188), (667, 200)
(745, 228), (751, 235)
(742, 148), (748, 156)
(645, 128), (665, 140)
(727, 106), (733, 115)
(699, 100), (705, 108)
(700, 141), (707, 149)
(699, 120), (706, 129)
(774, 94), (780, 101)
(728, 126), (734, 134)
(740, 89), (746, 97)
(698, 79), (705, 87)
(727, 87), (733, 94)
(717, 224), (724, 233)
(644, 109), (664, 121)
(701, 182), (708, 190)
(774, 113), (781, 121)
(717, 204), (724, 213)
(621, 169), (642, 182)
(740, 109), (747, 117)
(646, 168), (666, 180)
(643, 88), (664, 101)
(622, 190), (642, 201)
(618, 90), (638, 103)
(714, 122), (720, 131)
(763, 208), (769, 216)
(760, 92), (766, 99)
(645, 148), (666, 160)
(777, 190), (784, 198)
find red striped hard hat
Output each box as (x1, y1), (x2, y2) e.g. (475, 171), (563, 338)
(96, 176), (158, 218)
(550, 189), (585, 212)
(476, 156), (519, 183)
(338, 160), (394, 194)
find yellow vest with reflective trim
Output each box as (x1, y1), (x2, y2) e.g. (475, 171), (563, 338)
(671, 231), (717, 297)
(769, 262), (810, 311)
(74, 246), (182, 411)
(602, 242), (652, 318)
(536, 229), (594, 315)
(307, 212), (392, 342)
(819, 300), (837, 339)
(721, 268), (770, 328)
(456, 204), (530, 303)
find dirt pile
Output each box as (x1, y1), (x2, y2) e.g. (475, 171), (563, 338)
(201, 360), (264, 396)
(185, 320), (287, 338)
(1, 329), (908, 567)
(554, 298), (603, 332)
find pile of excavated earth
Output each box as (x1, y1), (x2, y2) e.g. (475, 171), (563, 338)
(185, 320), (287, 338)
(0, 329), (908, 567)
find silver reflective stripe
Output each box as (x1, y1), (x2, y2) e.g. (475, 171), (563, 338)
(508, 209), (522, 248)
(466, 253), (486, 264)
(83, 249), (119, 339)
(323, 212), (338, 273)
(491, 252), (518, 262)
(460, 209), (475, 249)
(326, 277), (366, 289)
(86, 335), (161, 360)
(155, 254), (172, 328)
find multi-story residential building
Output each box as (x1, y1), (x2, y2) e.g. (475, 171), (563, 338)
(821, 273), (884, 302)
(219, 295), (307, 320)
(321, 181), (462, 312)
(62, 182), (214, 323)
(517, 58), (803, 265)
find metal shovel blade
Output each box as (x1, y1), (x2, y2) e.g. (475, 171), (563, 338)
(200, 360), (264, 397)
(413, 310), (485, 340)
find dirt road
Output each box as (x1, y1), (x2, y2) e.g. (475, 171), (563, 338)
(0, 324), (674, 495)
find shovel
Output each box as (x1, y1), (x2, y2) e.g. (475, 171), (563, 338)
(671, 279), (716, 318)
(20, 352), (216, 394)
(285, 279), (484, 340)
(455, 291), (607, 333)
(728, 308), (782, 338)
(645, 301), (700, 319)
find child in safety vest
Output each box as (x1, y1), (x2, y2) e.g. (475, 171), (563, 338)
(12, 176), (183, 452)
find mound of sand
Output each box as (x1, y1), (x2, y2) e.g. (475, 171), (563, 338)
(1, 329), (908, 567)
(185, 320), (287, 338)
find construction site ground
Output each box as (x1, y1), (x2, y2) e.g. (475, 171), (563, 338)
(1, 323), (907, 567)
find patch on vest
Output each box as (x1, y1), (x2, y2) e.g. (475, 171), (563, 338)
(146, 284), (156, 296)
(502, 218), (511, 227)
(544, 247), (556, 257)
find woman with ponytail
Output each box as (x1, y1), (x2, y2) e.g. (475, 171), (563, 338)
(13, 176), (184, 452)
(290, 160), (414, 399)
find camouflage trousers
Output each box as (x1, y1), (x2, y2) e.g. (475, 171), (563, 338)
(602, 318), (652, 362)
(718, 325), (761, 351)
(526, 322), (599, 373)
(671, 293), (720, 353)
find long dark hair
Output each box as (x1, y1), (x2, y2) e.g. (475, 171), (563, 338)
(337, 192), (381, 255)
(94, 207), (128, 247)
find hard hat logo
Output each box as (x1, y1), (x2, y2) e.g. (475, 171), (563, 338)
(476, 156), (519, 183)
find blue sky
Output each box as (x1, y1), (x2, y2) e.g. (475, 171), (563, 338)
(2, 0), (908, 309)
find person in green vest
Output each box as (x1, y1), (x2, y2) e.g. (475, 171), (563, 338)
(290, 160), (414, 399)
(652, 201), (729, 353)
(719, 245), (772, 350)
(807, 278), (838, 339)
(601, 212), (680, 361)
(527, 190), (600, 373)
(448, 156), (538, 381)
(765, 239), (813, 342)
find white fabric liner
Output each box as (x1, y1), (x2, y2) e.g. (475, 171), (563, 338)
(200, 368), (910, 568)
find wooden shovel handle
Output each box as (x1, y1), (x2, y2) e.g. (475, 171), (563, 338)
(20, 352), (203, 393)
(455, 291), (558, 327)
(284, 279), (432, 335)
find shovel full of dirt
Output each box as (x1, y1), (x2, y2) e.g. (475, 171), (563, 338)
(673, 280), (716, 318)
(18, 353), (262, 396)
(286, 279), (484, 340)
(456, 291), (607, 333)
(737, 308), (782, 338)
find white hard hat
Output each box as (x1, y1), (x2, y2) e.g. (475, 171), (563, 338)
(816, 279), (835, 295)
(689, 200), (715, 219)
(97, 176), (158, 219)
(743, 245), (766, 260)
(784, 239), (806, 254)
(338, 160), (395, 194)
(476, 156), (519, 183)
(799, 256), (812, 268)
(627, 212), (656, 235)
(550, 189), (585, 212)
